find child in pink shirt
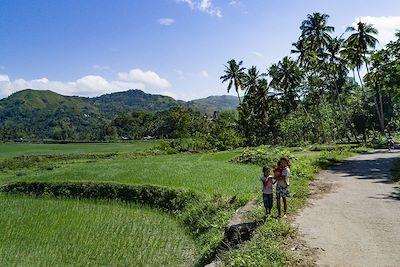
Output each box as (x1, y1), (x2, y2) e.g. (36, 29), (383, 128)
(260, 165), (275, 215)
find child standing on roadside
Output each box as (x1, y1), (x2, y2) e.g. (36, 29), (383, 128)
(260, 165), (275, 216)
(276, 157), (291, 218)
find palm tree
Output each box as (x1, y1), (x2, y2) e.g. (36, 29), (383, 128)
(243, 66), (262, 96)
(300, 12), (335, 57)
(345, 21), (384, 132)
(269, 56), (303, 114)
(326, 37), (359, 142)
(345, 21), (379, 71)
(291, 38), (315, 68)
(220, 59), (246, 103)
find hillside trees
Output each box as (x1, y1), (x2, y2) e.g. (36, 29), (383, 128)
(221, 13), (400, 146)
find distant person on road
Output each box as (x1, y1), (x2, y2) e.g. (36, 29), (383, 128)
(260, 165), (275, 216)
(276, 157), (290, 218)
(387, 135), (395, 150)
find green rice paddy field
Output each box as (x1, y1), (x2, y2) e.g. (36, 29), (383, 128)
(0, 194), (196, 266)
(0, 150), (260, 196)
(0, 142), (347, 266)
(0, 141), (159, 159)
(0, 142), (258, 266)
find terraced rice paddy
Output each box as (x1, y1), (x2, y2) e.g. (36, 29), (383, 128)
(0, 194), (197, 266)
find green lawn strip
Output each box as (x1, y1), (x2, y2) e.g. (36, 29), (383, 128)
(218, 145), (370, 266)
(0, 141), (160, 159)
(0, 194), (196, 267)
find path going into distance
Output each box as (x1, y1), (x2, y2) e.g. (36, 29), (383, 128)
(295, 149), (400, 267)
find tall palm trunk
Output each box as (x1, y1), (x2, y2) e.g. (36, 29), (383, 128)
(236, 89), (241, 104)
(364, 58), (385, 133)
(372, 84), (385, 133)
(331, 72), (359, 143)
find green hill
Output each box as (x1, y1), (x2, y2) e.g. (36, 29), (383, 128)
(0, 89), (103, 140)
(0, 89), (239, 140)
(184, 95), (239, 114)
(90, 89), (179, 118)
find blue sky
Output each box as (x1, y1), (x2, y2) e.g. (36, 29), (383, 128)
(1, 0), (400, 100)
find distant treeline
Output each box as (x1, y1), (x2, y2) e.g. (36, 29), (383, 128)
(220, 12), (400, 146)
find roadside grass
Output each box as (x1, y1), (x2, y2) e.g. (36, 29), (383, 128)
(219, 145), (370, 266)
(391, 158), (400, 183)
(0, 193), (197, 267)
(0, 141), (159, 159)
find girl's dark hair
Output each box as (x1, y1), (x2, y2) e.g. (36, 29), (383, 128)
(262, 165), (269, 173)
(280, 156), (290, 167)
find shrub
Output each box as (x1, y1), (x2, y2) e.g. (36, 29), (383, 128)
(152, 138), (213, 153)
(230, 146), (294, 167)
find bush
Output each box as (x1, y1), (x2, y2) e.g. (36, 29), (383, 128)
(231, 146), (294, 167)
(152, 138), (213, 153)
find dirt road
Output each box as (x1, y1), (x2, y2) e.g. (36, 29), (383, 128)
(295, 150), (400, 267)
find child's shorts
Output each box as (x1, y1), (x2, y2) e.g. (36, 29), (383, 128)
(276, 184), (289, 197)
(262, 193), (273, 210)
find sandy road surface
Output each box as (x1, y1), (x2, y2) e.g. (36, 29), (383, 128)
(295, 150), (400, 267)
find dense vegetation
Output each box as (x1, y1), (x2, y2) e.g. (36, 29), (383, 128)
(0, 142), (368, 266)
(221, 12), (400, 146)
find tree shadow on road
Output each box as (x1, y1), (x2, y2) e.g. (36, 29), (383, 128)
(325, 150), (400, 202)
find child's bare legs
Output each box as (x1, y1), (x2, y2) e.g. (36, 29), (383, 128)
(283, 197), (287, 217)
(276, 194), (281, 217)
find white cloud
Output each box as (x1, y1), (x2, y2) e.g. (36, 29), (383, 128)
(352, 16), (400, 45)
(229, 0), (243, 7)
(177, 0), (222, 17)
(161, 91), (178, 99)
(0, 74), (145, 99)
(252, 51), (263, 58)
(0, 74), (10, 82)
(0, 67), (173, 99)
(199, 70), (209, 78)
(158, 18), (176, 26)
(32, 78), (49, 83)
(118, 68), (171, 88)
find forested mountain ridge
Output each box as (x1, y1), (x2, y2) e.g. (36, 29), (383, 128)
(180, 95), (239, 114)
(89, 89), (180, 118)
(0, 89), (239, 140)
